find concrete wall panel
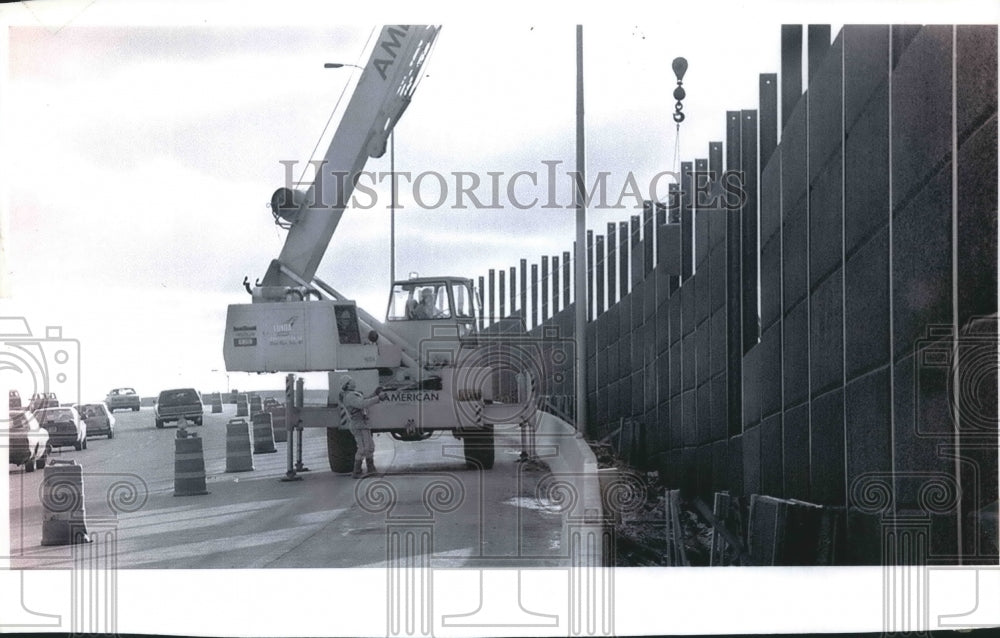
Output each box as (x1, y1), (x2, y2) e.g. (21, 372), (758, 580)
(891, 26), (953, 211)
(892, 166), (952, 359)
(760, 234), (782, 331)
(742, 343), (761, 429)
(782, 195), (809, 311)
(808, 154), (843, 288)
(845, 227), (890, 380)
(843, 25), (890, 129)
(759, 323), (783, 419)
(809, 267), (844, 397)
(743, 424), (761, 499)
(783, 299), (809, 408)
(760, 414), (783, 497)
(809, 388), (845, 505)
(957, 116), (998, 325)
(844, 84), (889, 258)
(783, 403), (810, 500)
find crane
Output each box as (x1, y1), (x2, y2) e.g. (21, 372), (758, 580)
(222, 25), (539, 473)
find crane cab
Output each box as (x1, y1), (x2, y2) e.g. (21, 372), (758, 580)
(385, 277), (478, 362)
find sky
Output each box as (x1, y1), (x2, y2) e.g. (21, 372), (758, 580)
(1, 0), (995, 404)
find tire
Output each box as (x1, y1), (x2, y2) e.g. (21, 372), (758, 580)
(24, 458), (35, 473)
(132, 406), (139, 412)
(194, 417), (203, 426)
(463, 426), (495, 470)
(74, 440), (82, 451)
(327, 427), (357, 474)
(36, 450), (47, 469)
(155, 419), (164, 429)
(108, 429), (114, 439)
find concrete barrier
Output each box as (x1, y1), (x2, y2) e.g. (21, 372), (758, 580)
(533, 410), (604, 567)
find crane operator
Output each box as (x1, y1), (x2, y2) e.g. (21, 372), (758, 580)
(410, 287), (443, 320)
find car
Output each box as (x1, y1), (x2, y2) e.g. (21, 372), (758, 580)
(105, 387), (141, 412)
(154, 388), (204, 428)
(36, 406), (87, 451)
(7, 410), (50, 472)
(77, 403), (116, 439)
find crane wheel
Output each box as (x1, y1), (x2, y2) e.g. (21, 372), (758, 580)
(327, 427), (358, 474)
(463, 425), (495, 470)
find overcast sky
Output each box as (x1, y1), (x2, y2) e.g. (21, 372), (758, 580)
(1, 0), (994, 403)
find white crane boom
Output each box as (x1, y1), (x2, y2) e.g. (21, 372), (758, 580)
(261, 25), (439, 288)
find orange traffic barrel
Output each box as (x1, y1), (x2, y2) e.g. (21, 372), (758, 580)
(267, 403), (288, 443)
(235, 394), (249, 417)
(225, 418), (254, 472)
(251, 412), (277, 454)
(40, 460), (92, 546)
(174, 433), (209, 496)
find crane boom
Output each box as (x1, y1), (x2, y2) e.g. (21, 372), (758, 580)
(261, 25), (439, 288)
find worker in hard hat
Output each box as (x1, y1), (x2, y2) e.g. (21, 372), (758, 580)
(338, 374), (384, 478)
(410, 287), (442, 320)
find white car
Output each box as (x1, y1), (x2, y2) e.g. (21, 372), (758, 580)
(105, 387), (141, 412)
(7, 411), (51, 472)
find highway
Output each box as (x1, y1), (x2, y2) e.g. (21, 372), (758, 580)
(9, 404), (575, 569)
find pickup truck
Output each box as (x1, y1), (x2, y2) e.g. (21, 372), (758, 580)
(154, 388), (204, 428)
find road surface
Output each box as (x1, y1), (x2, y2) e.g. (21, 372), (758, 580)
(9, 404), (575, 569)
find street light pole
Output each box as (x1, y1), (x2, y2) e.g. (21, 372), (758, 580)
(390, 131), (396, 287)
(574, 25), (587, 435)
